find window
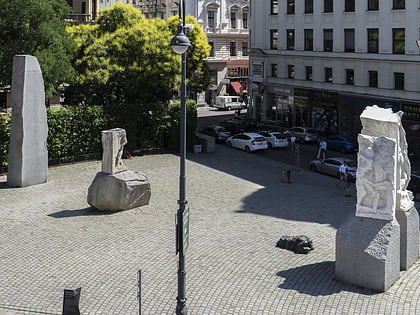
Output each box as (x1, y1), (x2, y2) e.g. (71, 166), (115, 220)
(304, 29), (313, 51)
(346, 69), (354, 85)
(243, 12), (248, 29)
(287, 0), (295, 14)
(270, 30), (279, 49)
(305, 66), (313, 81)
(344, 29), (355, 52)
(305, 0), (313, 13)
(368, 71), (378, 87)
(209, 42), (215, 57)
(271, 64), (278, 77)
(324, 29), (333, 52)
(367, 29), (379, 53)
(394, 72), (404, 90)
(325, 67), (333, 83)
(393, 28), (405, 54)
(242, 42), (248, 56)
(345, 0), (355, 12)
(368, 0), (379, 10)
(230, 42), (236, 56)
(231, 12), (237, 29)
(324, 0), (333, 13)
(393, 0), (405, 10)
(271, 0), (278, 15)
(288, 65), (295, 79)
(287, 29), (295, 50)
(208, 11), (215, 28)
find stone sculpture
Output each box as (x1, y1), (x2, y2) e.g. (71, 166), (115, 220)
(335, 105), (419, 292)
(7, 55), (48, 187)
(87, 128), (151, 211)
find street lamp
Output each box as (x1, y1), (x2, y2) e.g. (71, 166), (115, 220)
(170, 1), (190, 314)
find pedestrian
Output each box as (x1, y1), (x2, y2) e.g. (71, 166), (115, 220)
(337, 161), (348, 187)
(344, 168), (352, 197)
(317, 138), (327, 159)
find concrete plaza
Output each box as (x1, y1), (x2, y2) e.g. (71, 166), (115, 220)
(0, 144), (418, 314)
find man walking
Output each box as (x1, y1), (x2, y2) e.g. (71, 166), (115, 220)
(317, 138), (327, 159)
(337, 161), (348, 187)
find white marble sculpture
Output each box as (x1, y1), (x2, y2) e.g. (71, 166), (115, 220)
(101, 128), (128, 175)
(356, 106), (413, 220)
(7, 55), (48, 187)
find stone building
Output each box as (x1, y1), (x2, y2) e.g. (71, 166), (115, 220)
(249, 0), (420, 156)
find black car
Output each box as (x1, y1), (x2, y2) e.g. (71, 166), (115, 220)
(197, 125), (232, 143)
(256, 120), (286, 132)
(221, 116), (257, 134)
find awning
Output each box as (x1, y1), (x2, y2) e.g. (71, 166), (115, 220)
(230, 81), (242, 94)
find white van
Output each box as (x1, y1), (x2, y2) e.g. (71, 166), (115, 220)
(215, 96), (244, 111)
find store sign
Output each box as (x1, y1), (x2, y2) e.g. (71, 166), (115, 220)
(274, 86), (293, 96)
(251, 62), (264, 80)
(402, 103), (420, 121)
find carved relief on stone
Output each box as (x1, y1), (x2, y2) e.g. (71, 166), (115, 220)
(356, 135), (397, 220)
(101, 128), (128, 175)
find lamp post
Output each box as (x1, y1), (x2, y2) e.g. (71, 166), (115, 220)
(170, 1), (190, 314)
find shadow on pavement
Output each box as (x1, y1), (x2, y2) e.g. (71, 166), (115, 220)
(48, 207), (122, 218)
(276, 261), (378, 296)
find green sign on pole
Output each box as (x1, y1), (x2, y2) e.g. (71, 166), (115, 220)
(182, 206), (190, 254)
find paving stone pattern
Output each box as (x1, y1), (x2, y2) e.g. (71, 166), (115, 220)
(0, 145), (419, 314)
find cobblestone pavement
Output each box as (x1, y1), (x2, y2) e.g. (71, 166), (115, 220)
(0, 145), (419, 315)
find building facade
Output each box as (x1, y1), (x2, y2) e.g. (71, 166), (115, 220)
(249, 0), (420, 153)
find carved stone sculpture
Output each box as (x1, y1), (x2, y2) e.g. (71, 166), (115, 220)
(7, 55), (48, 187)
(101, 128), (128, 175)
(87, 128), (151, 211)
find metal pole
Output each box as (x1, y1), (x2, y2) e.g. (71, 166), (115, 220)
(176, 2), (187, 313)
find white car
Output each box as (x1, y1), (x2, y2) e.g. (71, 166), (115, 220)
(257, 131), (289, 149)
(226, 132), (268, 152)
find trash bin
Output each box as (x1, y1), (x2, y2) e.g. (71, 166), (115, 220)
(281, 170), (291, 183)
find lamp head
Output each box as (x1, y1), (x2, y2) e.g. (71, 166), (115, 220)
(171, 26), (191, 54)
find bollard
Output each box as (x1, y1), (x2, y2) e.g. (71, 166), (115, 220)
(281, 170), (292, 183)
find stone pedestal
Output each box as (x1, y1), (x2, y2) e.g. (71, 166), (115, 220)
(335, 216), (400, 292)
(395, 207), (419, 270)
(87, 170), (151, 211)
(7, 55), (48, 187)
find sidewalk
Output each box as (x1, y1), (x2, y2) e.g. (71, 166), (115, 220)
(0, 145), (418, 314)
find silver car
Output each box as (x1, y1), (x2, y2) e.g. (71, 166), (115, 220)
(284, 127), (319, 144)
(310, 157), (357, 180)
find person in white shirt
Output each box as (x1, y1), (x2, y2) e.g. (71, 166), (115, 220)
(317, 138), (327, 159)
(337, 161), (348, 187)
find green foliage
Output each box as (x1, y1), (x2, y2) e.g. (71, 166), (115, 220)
(0, 115), (10, 166)
(0, 0), (75, 98)
(166, 99), (198, 149)
(47, 106), (110, 159)
(168, 15), (212, 94)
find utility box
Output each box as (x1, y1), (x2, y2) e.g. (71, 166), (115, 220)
(196, 133), (215, 153)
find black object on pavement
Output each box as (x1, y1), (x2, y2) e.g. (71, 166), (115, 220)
(276, 235), (314, 254)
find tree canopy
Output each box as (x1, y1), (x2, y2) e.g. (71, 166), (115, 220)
(0, 0), (75, 98)
(67, 3), (211, 106)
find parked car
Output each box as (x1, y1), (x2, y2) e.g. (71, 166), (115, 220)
(325, 135), (357, 153)
(284, 127), (320, 144)
(310, 157), (357, 180)
(226, 132), (268, 152)
(257, 131), (288, 149)
(256, 120), (287, 132)
(221, 116), (257, 134)
(197, 125), (232, 143)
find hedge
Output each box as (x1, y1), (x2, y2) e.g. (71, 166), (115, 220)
(0, 101), (197, 167)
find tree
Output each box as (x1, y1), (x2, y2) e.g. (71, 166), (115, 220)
(168, 15), (212, 96)
(0, 0), (75, 98)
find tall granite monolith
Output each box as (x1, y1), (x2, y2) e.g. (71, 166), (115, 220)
(336, 105), (419, 292)
(7, 55), (48, 187)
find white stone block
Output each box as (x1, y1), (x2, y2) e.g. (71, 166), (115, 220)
(101, 128), (128, 175)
